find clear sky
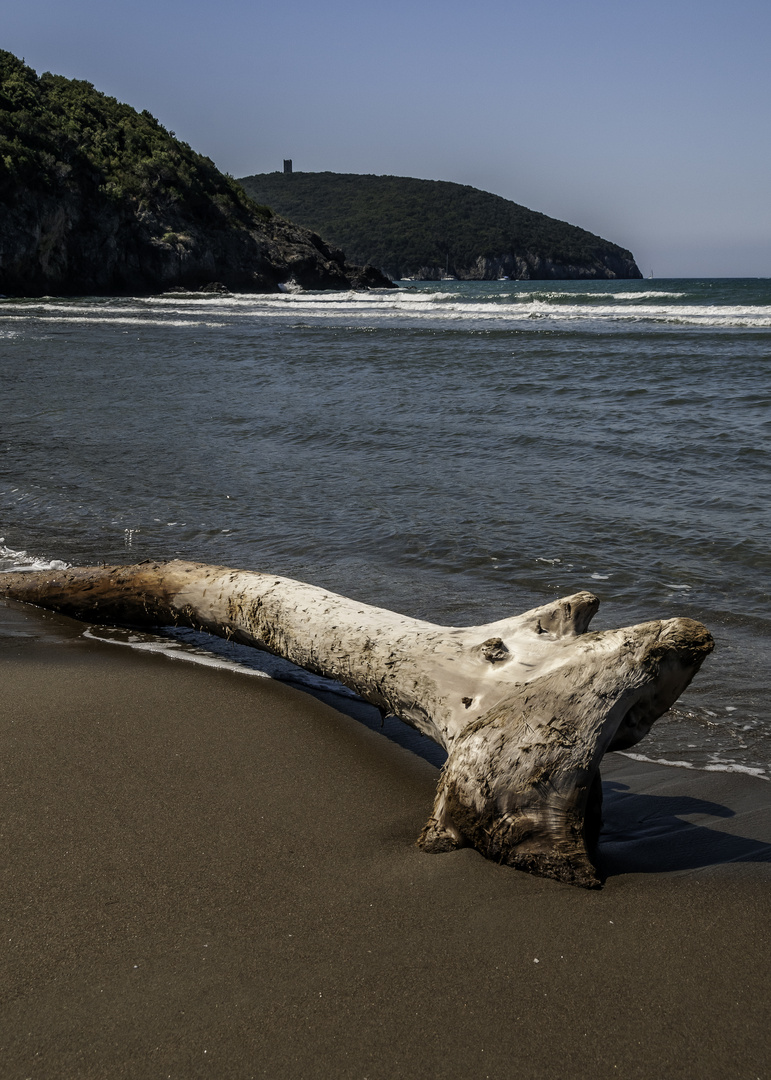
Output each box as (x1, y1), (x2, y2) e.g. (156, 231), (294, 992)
(5, 0), (770, 277)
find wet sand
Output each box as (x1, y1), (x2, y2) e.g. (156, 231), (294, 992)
(2, 602), (770, 1079)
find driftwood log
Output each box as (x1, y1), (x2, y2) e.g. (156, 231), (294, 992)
(0, 560), (714, 887)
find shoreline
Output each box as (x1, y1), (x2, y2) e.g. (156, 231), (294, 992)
(2, 600), (770, 1077)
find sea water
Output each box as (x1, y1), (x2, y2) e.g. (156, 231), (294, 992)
(1, 278), (769, 776)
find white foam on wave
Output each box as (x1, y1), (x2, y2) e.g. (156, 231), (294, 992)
(702, 762), (767, 778)
(609, 291), (686, 301)
(0, 541), (69, 572)
(260, 289), (462, 308)
(507, 290), (686, 302)
(4, 289), (768, 331)
(1, 301), (134, 315)
(480, 301), (771, 326)
(619, 750), (768, 780)
(7, 314), (218, 328)
(222, 296), (771, 329)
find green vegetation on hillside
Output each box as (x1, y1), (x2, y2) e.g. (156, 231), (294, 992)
(0, 49), (271, 227)
(0, 52), (391, 295)
(238, 171), (640, 280)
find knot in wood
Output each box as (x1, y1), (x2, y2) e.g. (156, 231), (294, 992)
(479, 637), (509, 664)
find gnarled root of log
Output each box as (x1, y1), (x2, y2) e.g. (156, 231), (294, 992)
(0, 560), (714, 888)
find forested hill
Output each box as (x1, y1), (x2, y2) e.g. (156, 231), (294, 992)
(0, 52), (390, 296)
(238, 171), (642, 281)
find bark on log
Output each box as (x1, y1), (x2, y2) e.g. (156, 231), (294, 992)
(0, 560), (714, 887)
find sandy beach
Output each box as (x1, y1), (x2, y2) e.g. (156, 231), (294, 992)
(2, 600), (770, 1079)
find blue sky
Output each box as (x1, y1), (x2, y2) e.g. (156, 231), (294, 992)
(6, 0), (770, 276)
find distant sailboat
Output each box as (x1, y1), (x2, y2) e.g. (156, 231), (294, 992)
(648, 269), (654, 280)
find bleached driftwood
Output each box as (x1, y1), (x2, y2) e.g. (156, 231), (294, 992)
(0, 560), (713, 887)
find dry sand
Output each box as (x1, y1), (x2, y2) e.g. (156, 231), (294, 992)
(2, 601), (770, 1079)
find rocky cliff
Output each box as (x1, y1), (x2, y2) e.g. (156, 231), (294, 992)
(410, 250), (640, 282)
(0, 53), (391, 296)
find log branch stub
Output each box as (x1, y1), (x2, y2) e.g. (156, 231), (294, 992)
(0, 560), (714, 887)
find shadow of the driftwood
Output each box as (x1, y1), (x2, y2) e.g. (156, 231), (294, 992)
(597, 780), (771, 876)
(292, 676), (771, 877)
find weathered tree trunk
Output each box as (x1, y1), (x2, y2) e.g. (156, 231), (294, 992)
(0, 560), (713, 887)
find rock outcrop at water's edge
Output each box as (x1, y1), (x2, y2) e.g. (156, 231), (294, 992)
(0, 52), (392, 296)
(416, 250), (640, 282)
